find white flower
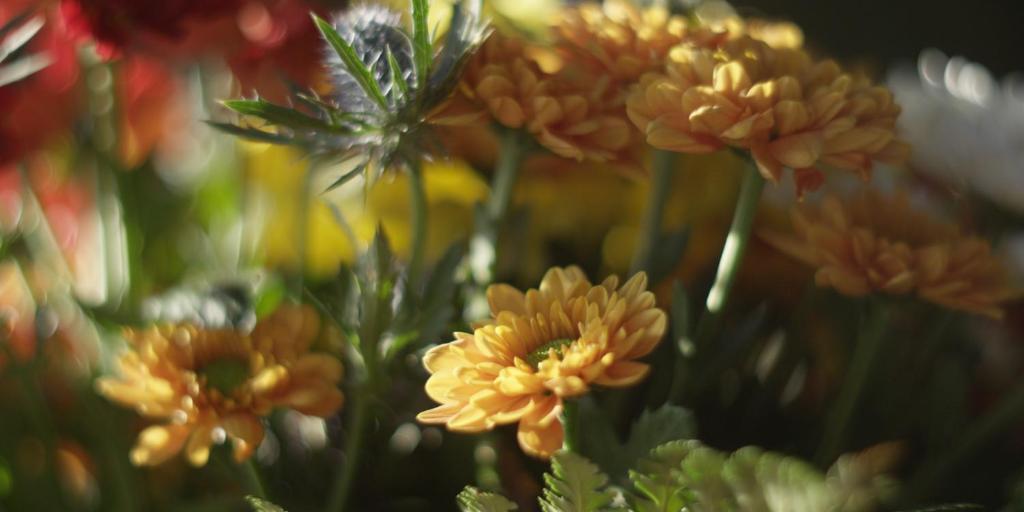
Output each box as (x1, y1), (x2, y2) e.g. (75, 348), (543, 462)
(887, 49), (1024, 213)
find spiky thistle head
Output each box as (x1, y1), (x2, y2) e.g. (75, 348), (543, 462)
(325, 5), (414, 113)
(215, 0), (489, 190)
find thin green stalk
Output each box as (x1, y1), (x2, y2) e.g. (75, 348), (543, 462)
(240, 459), (267, 499)
(668, 162), (765, 404)
(327, 386), (372, 511)
(561, 399), (581, 453)
(630, 150), (676, 275)
(407, 160), (428, 285)
(815, 300), (892, 466)
(692, 163), (766, 347)
(465, 129), (528, 318)
(906, 377), (1024, 501)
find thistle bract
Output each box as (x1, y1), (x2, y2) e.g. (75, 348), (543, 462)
(216, 0), (488, 189)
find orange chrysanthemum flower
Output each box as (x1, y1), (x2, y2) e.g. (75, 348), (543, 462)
(554, 0), (722, 84)
(626, 37), (907, 196)
(761, 193), (1014, 317)
(417, 267), (666, 458)
(97, 305), (343, 466)
(442, 32), (636, 169)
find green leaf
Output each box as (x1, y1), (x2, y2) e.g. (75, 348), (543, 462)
(457, 486), (518, 512)
(246, 496), (287, 512)
(222, 99), (337, 132)
(539, 451), (615, 512)
(0, 52), (50, 87)
(627, 440), (901, 512)
(0, 14), (50, 87)
(629, 441), (695, 512)
(826, 443), (901, 512)
(579, 402), (695, 483)
(206, 121), (292, 144)
(0, 14), (43, 62)
(386, 46), (411, 101)
(312, 13), (389, 110)
(323, 161), (368, 193)
(622, 406), (696, 475)
(411, 0), (431, 89)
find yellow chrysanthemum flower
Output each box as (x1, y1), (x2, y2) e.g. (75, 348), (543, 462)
(416, 267), (666, 458)
(760, 193), (1014, 317)
(627, 36), (907, 196)
(97, 305), (343, 466)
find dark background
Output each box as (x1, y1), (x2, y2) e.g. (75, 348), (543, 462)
(735, 0), (1021, 76)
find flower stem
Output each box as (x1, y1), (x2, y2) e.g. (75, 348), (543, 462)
(407, 159), (428, 285)
(560, 399), (580, 453)
(668, 161), (765, 404)
(630, 149), (676, 275)
(906, 376), (1024, 502)
(815, 300), (892, 466)
(327, 385), (372, 511)
(465, 129), (528, 317)
(240, 459), (267, 499)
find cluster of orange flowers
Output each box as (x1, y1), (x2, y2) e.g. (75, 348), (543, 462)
(93, 1), (1017, 468)
(445, 0), (906, 194)
(97, 305), (343, 466)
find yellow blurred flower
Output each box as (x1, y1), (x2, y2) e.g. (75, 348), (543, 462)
(97, 305), (343, 466)
(417, 266), (666, 458)
(627, 37), (907, 196)
(760, 193), (1014, 317)
(245, 143), (488, 278)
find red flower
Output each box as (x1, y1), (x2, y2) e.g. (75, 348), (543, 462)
(59, 0), (241, 58)
(226, 0), (327, 101)
(0, 3), (81, 168)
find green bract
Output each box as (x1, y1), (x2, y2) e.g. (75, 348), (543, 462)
(215, 0), (488, 190)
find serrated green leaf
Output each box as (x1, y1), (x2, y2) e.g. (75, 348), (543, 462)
(539, 451), (614, 512)
(628, 440), (894, 512)
(622, 406), (695, 474)
(411, 0), (431, 89)
(222, 99), (337, 132)
(457, 486), (518, 512)
(246, 496), (286, 512)
(312, 13), (389, 110)
(629, 441), (696, 512)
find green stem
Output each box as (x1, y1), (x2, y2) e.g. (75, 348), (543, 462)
(240, 459), (267, 499)
(407, 160), (428, 286)
(630, 150), (676, 275)
(327, 387), (371, 511)
(465, 129), (528, 318)
(668, 162), (765, 404)
(906, 377), (1024, 502)
(693, 163), (765, 346)
(815, 300), (892, 466)
(560, 399), (580, 453)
